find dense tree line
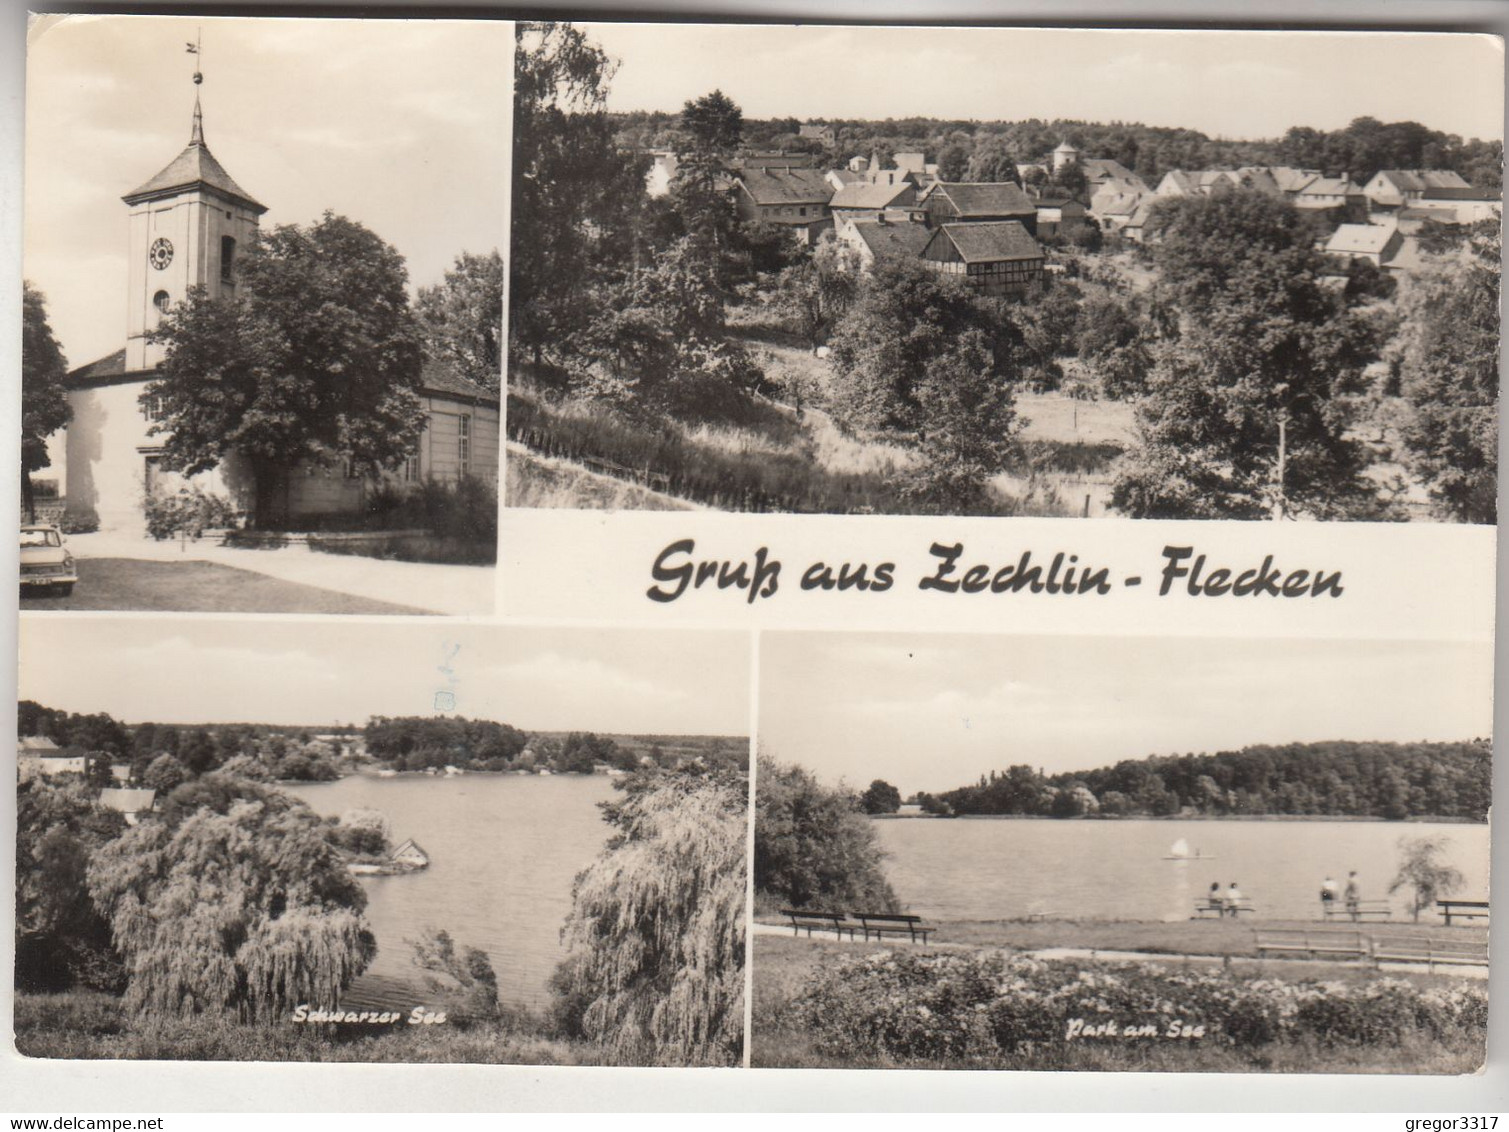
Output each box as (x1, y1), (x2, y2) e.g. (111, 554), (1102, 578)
(931, 739), (1491, 822)
(20, 701), (354, 785)
(364, 715), (529, 771)
(613, 112), (1502, 193)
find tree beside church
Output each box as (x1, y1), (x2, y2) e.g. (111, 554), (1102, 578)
(146, 213), (427, 526)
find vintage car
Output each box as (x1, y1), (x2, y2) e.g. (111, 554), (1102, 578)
(19, 524), (77, 596)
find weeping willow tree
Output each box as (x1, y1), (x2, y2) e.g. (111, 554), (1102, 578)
(555, 770), (746, 1066)
(86, 781), (376, 1021)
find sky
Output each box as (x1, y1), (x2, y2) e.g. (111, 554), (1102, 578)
(24, 15), (509, 371)
(588, 23), (1504, 143)
(757, 633), (1493, 796)
(18, 619), (750, 736)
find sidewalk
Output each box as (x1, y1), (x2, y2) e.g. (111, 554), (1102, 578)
(752, 924), (1486, 978)
(62, 529), (495, 616)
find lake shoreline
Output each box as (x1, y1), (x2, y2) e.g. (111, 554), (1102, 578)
(872, 812), (1486, 824)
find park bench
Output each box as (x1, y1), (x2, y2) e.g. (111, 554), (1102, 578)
(779, 908), (857, 940)
(1253, 928), (1368, 961)
(1372, 933), (1488, 970)
(1323, 900), (1392, 922)
(1193, 898), (1256, 918)
(1437, 899), (1489, 927)
(852, 912), (935, 944)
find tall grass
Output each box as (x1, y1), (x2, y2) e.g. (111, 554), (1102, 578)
(12, 991), (609, 1065)
(508, 389), (904, 514)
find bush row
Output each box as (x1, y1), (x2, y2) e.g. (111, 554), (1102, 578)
(791, 951), (1487, 1064)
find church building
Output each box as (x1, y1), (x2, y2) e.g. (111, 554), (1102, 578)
(62, 79), (499, 534)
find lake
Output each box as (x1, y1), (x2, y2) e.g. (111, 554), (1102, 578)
(872, 817), (1490, 923)
(287, 774), (617, 1008)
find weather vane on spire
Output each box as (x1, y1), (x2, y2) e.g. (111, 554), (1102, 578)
(186, 28), (203, 84)
(186, 29), (204, 146)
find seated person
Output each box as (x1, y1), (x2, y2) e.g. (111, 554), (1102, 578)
(1224, 882), (1245, 915)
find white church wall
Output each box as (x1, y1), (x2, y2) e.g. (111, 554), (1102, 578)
(65, 379), (245, 532)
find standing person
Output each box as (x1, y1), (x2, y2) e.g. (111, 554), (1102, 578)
(1344, 871), (1361, 919)
(1225, 881), (1244, 916)
(1320, 875), (1340, 916)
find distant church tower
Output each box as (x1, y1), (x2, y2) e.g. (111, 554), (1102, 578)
(122, 79), (266, 369)
(65, 51), (266, 532)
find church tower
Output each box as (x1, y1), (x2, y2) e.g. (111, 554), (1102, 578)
(66, 48), (269, 532)
(121, 75), (266, 370)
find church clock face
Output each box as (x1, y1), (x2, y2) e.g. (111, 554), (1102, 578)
(148, 237), (174, 270)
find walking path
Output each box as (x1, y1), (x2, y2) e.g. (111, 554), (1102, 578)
(61, 529), (496, 616)
(752, 922), (1487, 979)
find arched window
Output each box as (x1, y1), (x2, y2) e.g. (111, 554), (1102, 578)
(153, 290), (171, 315)
(221, 236), (237, 283)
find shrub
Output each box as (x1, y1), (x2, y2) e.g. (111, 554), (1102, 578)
(409, 927), (501, 1027)
(59, 513), (99, 535)
(785, 951), (1488, 1066)
(143, 485), (237, 541)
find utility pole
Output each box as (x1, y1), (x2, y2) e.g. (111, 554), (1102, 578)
(1273, 413), (1287, 521)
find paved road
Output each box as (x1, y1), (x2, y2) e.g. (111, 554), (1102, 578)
(26, 530), (496, 616)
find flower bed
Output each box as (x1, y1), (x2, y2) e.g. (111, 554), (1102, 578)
(790, 951), (1486, 1065)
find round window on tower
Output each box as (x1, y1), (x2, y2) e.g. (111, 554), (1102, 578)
(153, 290), (171, 315)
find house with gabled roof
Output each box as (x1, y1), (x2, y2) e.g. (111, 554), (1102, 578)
(798, 123), (837, 144)
(731, 167), (834, 243)
(99, 787), (157, 825)
(390, 839), (431, 869)
(1324, 221), (1404, 267)
(1269, 166), (1323, 197)
(1362, 169), (1473, 211)
(1031, 193), (1090, 240)
(17, 736), (87, 782)
(1080, 159), (1148, 195)
(1089, 182), (1151, 234)
(836, 213), (935, 269)
(829, 180), (918, 224)
(920, 182), (1038, 235)
(920, 221), (1044, 296)
(1119, 199), (1159, 244)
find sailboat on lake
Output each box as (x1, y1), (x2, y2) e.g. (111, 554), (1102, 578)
(1162, 838), (1216, 861)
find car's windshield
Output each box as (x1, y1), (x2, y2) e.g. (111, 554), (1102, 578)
(19, 529), (61, 548)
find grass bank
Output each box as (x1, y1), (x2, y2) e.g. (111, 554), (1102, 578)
(13, 991), (610, 1065)
(751, 933), (1486, 1073)
(507, 354), (1129, 517)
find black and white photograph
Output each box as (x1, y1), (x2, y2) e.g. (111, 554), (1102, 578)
(22, 16), (506, 615)
(5, 6), (1505, 1119)
(507, 23), (1500, 521)
(14, 617), (749, 1066)
(751, 631), (1490, 1072)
